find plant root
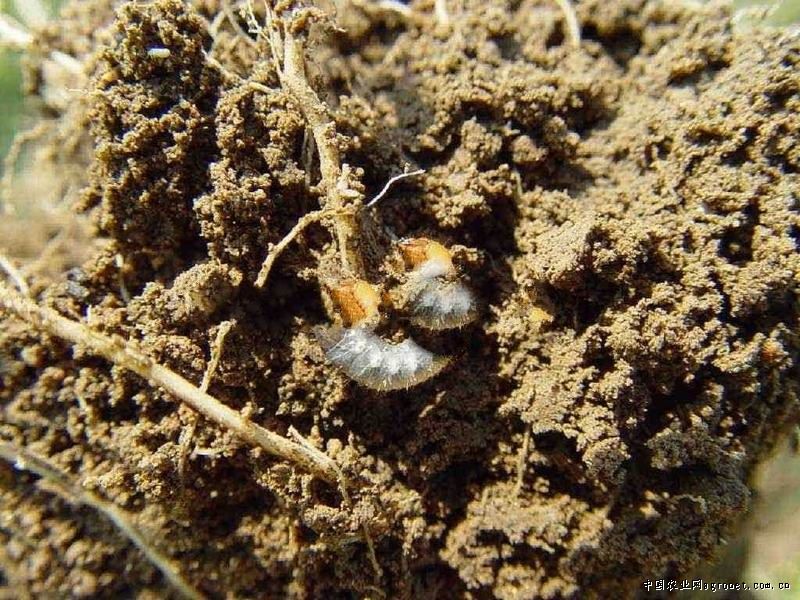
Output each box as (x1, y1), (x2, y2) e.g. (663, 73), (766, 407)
(515, 426), (530, 496)
(288, 427), (383, 582)
(365, 169), (425, 208)
(265, 6), (365, 274)
(553, 0), (581, 48)
(0, 281), (342, 484)
(0, 251), (30, 296)
(0, 440), (205, 600)
(200, 320), (235, 393)
(254, 207), (348, 288)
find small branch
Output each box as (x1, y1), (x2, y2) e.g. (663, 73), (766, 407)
(0, 441), (204, 600)
(0, 252), (30, 296)
(269, 11), (363, 274)
(514, 425), (530, 496)
(0, 282), (341, 484)
(255, 208), (336, 288)
(201, 320), (234, 393)
(553, 0), (581, 49)
(365, 169), (425, 208)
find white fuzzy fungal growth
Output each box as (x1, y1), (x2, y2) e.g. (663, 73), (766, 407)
(317, 326), (449, 391)
(404, 259), (478, 330)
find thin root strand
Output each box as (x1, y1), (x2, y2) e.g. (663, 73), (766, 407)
(0, 441), (204, 600)
(0, 281), (341, 484)
(254, 208), (343, 289)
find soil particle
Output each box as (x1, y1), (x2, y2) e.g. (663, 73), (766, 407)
(2, 0), (799, 598)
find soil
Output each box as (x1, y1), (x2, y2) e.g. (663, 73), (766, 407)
(1, 0), (799, 598)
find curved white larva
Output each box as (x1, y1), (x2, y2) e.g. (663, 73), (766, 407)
(405, 260), (478, 330)
(407, 278), (477, 330)
(317, 327), (449, 391)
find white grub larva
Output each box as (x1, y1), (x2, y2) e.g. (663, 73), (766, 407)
(316, 326), (449, 392)
(403, 277), (477, 330)
(147, 47), (171, 59)
(396, 238), (478, 330)
(318, 278), (449, 390)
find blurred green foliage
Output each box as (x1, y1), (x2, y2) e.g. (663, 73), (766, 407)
(734, 0), (800, 26)
(0, 0), (63, 161)
(0, 50), (23, 159)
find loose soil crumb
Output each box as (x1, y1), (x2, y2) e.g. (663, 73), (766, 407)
(1, 0), (799, 598)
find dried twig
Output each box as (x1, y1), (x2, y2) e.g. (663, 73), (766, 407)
(255, 208), (346, 288)
(0, 252), (30, 296)
(553, 0), (581, 48)
(0, 441), (204, 600)
(0, 282), (341, 484)
(201, 320), (234, 393)
(267, 8), (364, 274)
(515, 426), (530, 496)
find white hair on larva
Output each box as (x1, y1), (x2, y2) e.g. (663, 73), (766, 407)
(416, 256), (452, 279)
(404, 259), (478, 330)
(407, 278), (477, 330)
(317, 326), (449, 391)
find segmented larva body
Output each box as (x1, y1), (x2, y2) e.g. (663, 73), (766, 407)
(403, 266), (477, 330)
(317, 326), (449, 391)
(398, 239), (478, 330)
(318, 277), (449, 391)
(317, 239), (476, 391)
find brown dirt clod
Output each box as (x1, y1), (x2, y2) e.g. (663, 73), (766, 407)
(1, 0), (799, 598)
